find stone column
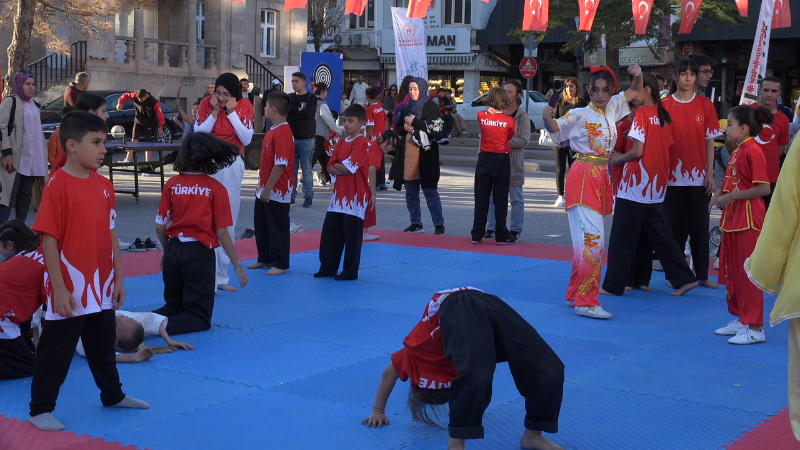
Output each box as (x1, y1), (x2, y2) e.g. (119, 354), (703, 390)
(187, 0), (198, 68)
(134, 7), (145, 64)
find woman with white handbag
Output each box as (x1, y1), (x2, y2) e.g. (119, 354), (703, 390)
(551, 77), (587, 207)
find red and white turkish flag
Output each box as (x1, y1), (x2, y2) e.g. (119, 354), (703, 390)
(678, 0), (702, 34)
(734, 0), (748, 17)
(772, 0), (791, 29)
(579, 0), (600, 31)
(345, 0), (369, 15)
(407, 0), (432, 18)
(632, 0), (654, 34)
(284, 0), (307, 11)
(524, 0), (549, 31)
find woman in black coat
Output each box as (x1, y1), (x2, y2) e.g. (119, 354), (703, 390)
(390, 78), (446, 235)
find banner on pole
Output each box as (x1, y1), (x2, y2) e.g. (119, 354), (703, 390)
(391, 7), (427, 86)
(740, 0), (773, 105)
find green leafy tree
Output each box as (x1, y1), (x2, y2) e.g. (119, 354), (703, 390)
(510, 0), (745, 78)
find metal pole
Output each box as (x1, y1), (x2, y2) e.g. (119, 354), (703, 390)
(526, 77), (531, 114)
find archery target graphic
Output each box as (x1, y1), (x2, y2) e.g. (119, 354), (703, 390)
(314, 64), (333, 88)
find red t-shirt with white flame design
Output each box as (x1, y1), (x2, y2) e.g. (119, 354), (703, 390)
(618, 105), (673, 203)
(366, 103), (387, 140)
(327, 135), (369, 219)
(391, 288), (482, 390)
(663, 93), (721, 186)
(156, 174), (233, 248)
(0, 246), (47, 338)
(611, 117), (633, 196)
(33, 171), (116, 321)
(196, 96), (254, 154)
(256, 122), (295, 203)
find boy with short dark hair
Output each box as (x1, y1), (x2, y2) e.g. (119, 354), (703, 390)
(315, 104), (370, 280)
(30, 111), (148, 431)
(250, 91), (295, 276)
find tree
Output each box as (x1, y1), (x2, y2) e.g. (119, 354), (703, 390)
(308, 0), (346, 53)
(510, 0), (746, 78)
(0, 0), (147, 95)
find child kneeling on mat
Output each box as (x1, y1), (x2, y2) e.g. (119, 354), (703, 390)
(154, 132), (248, 335)
(362, 287), (566, 450)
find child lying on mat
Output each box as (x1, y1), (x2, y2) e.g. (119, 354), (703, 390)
(77, 310), (195, 363)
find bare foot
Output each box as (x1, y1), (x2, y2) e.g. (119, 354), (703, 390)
(669, 281), (698, 296)
(625, 286), (633, 291)
(265, 267), (286, 276)
(666, 282), (673, 289)
(447, 438), (465, 450)
(520, 429), (565, 450)
(599, 287), (617, 296)
(698, 279), (720, 289)
(247, 262), (270, 269)
(218, 284), (237, 292)
(634, 285), (652, 291)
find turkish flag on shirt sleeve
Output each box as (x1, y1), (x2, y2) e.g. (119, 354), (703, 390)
(407, 0), (432, 18)
(772, 0), (791, 29)
(284, 0), (308, 11)
(678, 0), (703, 34)
(345, 0), (369, 15)
(632, 0), (654, 34)
(734, 0), (747, 17)
(579, 0), (600, 31)
(524, 0), (549, 32)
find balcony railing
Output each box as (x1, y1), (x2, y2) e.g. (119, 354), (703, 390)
(115, 37), (217, 70)
(27, 41), (87, 94)
(245, 55), (283, 92)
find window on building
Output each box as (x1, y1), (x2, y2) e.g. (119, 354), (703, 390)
(394, 0), (409, 6)
(444, 0), (471, 25)
(349, 0), (375, 29)
(261, 9), (277, 58)
(196, 1), (205, 41)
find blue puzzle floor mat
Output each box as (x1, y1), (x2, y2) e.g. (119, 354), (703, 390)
(0, 243), (789, 450)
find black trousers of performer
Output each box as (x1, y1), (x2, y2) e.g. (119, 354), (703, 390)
(0, 336), (34, 379)
(603, 198), (698, 295)
(254, 198), (291, 269)
(154, 240), (215, 335)
(553, 147), (574, 197)
(377, 156), (386, 186)
(313, 135), (331, 184)
(30, 309), (124, 416)
(471, 152), (511, 242)
(663, 185), (711, 281)
(439, 290), (564, 440)
(762, 182), (777, 212)
(317, 211), (364, 279)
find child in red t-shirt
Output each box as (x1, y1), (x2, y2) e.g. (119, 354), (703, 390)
(363, 131), (399, 241)
(361, 288), (566, 450)
(365, 87), (388, 142)
(0, 220), (45, 380)
(710, 105), (772, 345)
(603, 74), (698, 297)
(471, 87), (516, 245)
(250, 91), (295, 276)
(315, 104), (370, 280)
(30, 112), (148, 431)
(154, 132), (248, 336)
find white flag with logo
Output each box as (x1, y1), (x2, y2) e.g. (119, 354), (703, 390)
(740, 0), (773, 105)
(391, 7), (427, 86)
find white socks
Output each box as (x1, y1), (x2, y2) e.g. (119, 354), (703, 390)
(29, 412), (65, 431)
(110, 395), (150, 409)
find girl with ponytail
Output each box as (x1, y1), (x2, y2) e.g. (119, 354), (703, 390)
(601, 73), (698, 297)
(710, 105), (772, 345)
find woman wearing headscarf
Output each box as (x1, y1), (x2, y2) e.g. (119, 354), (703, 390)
(195, 72), (254, 292)
(0, 72), (47, 224)
(390, 77), (445, 235)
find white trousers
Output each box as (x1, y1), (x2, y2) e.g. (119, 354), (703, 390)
(566, 205), (605, 307)
(212, 156), (244, 286)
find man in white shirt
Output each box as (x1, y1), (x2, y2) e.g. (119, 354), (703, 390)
(349, 75), (369, 107)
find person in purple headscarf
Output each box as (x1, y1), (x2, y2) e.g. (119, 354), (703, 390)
(0, 72), (48, 224)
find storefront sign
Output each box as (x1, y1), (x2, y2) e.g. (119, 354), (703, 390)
(740, 0), (773, 105)
(391, 7), (428, 84)
(382, 27), (470, 55)
(583, 47), (670, 67)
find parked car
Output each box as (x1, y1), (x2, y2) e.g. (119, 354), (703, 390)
(40, 91), (183, 143)
(457, 90), (548, 130)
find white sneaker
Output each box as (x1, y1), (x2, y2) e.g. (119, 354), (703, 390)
(118, 239), (132, 248)
(714, 259), (720, 269)
(728, 327), (766, 345)
(289, 223), (303, 234)
(653, 260), (664, 272)
(553, 196), (565, 207)
(715, 318), (745, 336)
(565, 300), (575, 307)
(575, 305), (612, 319)
(362, 233), (380, 241)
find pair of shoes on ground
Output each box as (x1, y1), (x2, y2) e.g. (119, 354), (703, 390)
(475, 229), (519, 245)
(127, 237), (159, 252)
(715, 318), (765, 344)
(564, 300), (612, 320)
(290, 198), (312, 207)
(404, 223), (445, 235)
